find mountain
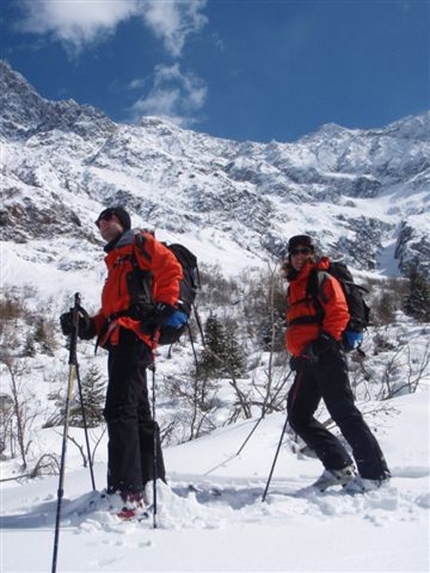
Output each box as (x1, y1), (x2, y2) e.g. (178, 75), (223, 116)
(1, 59), (429, 289)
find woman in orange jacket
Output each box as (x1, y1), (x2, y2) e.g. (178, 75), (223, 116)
(61, 206), (183, 518)
(284, 235), (390, 493)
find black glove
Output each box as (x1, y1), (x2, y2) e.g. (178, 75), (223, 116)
(60, 308), (96, 340)
(289, 356), (301, 371)
(140, 302), (176, 337)
(301, 332), (338, 363)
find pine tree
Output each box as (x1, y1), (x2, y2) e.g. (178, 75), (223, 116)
(199, 314), (246, 378)
(225, 323), (246, 377)
(403, 270), (430, 322)
(69, 364), (105, 427)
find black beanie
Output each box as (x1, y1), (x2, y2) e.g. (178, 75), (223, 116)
(287, 234), (315, 253)
(96, 206), (131, 230)
(112, 206), (131, 230)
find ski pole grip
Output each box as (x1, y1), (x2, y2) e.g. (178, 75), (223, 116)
(71, 293), (81, 331)
(68, 292), (81, 363)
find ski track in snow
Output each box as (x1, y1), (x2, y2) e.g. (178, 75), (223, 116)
(2, 470), (429, 534)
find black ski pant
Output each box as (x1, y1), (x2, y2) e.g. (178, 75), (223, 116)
(287, 350), (390, 480)
(103, 328), (165, 496)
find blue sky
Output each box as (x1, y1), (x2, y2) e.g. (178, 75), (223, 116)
(1, 0), (429, 142)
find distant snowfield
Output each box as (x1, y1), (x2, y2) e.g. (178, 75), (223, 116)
(0, 190), (410, 308)
(1, 387), (429, 572)
(1, 222), (266, 307)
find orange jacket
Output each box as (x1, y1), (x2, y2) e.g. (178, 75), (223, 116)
(92, 230), (183, 349)
(286, 257), (349, 357)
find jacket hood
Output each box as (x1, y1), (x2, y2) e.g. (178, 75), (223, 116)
(104, 229), (138, 253)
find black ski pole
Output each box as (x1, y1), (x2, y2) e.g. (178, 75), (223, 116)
(150, 364), (158, 529)
(52, 292), (81, 573)
(261, 412), (290, 502)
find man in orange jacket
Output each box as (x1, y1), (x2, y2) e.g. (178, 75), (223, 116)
(283, 235), (390, 493)
(60, 206), (183, 517)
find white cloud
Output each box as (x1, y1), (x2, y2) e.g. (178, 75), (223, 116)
(17, 0), (209, 127)
(128, 78), (146, 91)
(19, 0), (138, 51)
(18, 0), (208, 56)
(129, 63), (207, 127)
(141, 0), (208, 57)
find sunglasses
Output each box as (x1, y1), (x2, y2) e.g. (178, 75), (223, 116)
(95, 209), (115, 227)
(289, 247), (313, 256)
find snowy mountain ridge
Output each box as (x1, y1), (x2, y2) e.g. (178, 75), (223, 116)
(1, 59), (429, 298)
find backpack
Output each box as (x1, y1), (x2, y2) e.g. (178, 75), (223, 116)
(131, 235), (200, 345)
(307, 261), (370, 353)
(158, 243), (200, 345)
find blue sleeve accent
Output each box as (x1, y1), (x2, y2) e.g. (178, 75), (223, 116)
(345, 331), (363, 349)
(164, 310), (188, 328)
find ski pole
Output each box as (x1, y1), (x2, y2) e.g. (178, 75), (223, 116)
(52, 292), (81, 573)
(262, 366), (305, 501)
(261, 412), (290, 502)
(150, 363), (158, 529)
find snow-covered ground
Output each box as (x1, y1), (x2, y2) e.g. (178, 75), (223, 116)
(1, 384), (429, 572)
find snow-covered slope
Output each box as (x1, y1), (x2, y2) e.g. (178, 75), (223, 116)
(1, 387), (429, 572)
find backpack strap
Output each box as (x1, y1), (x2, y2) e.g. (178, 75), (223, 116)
(134, 232), (152, 262)
(305, 269), (329, 324)
(287, 270), (327, 327)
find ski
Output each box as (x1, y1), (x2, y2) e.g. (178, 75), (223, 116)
(60, 490), (153, 523)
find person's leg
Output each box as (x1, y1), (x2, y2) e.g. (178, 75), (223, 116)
(136, 357), (166, 485)
(104, 329), (149, 496)
(287, 361), (353, 470)
(318, 351), (390, 480)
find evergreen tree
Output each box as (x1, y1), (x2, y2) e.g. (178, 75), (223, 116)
(70, 364), (105, 427)
(199, 314), (246, 378)
(225, 323), (246, 377)
(403, 270), (430, 322)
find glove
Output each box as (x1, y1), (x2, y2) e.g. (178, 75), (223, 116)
(302, 332), (338, 363)
(140, 302), (176, 337)
(289, 356), (301, 372)
(60, 308), (96, 340)
(301, 343), (319, 364)
(344, 330), (363, 350)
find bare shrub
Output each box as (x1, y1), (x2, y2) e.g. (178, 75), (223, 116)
(0, 354), (39, 469)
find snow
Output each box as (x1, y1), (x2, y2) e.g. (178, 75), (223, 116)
(1, 387), (429, 572)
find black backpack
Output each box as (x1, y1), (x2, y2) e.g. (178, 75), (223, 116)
(131, 235), (200, 346)
(158, 243), (200, 345)
(307, 261), (370, 353)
